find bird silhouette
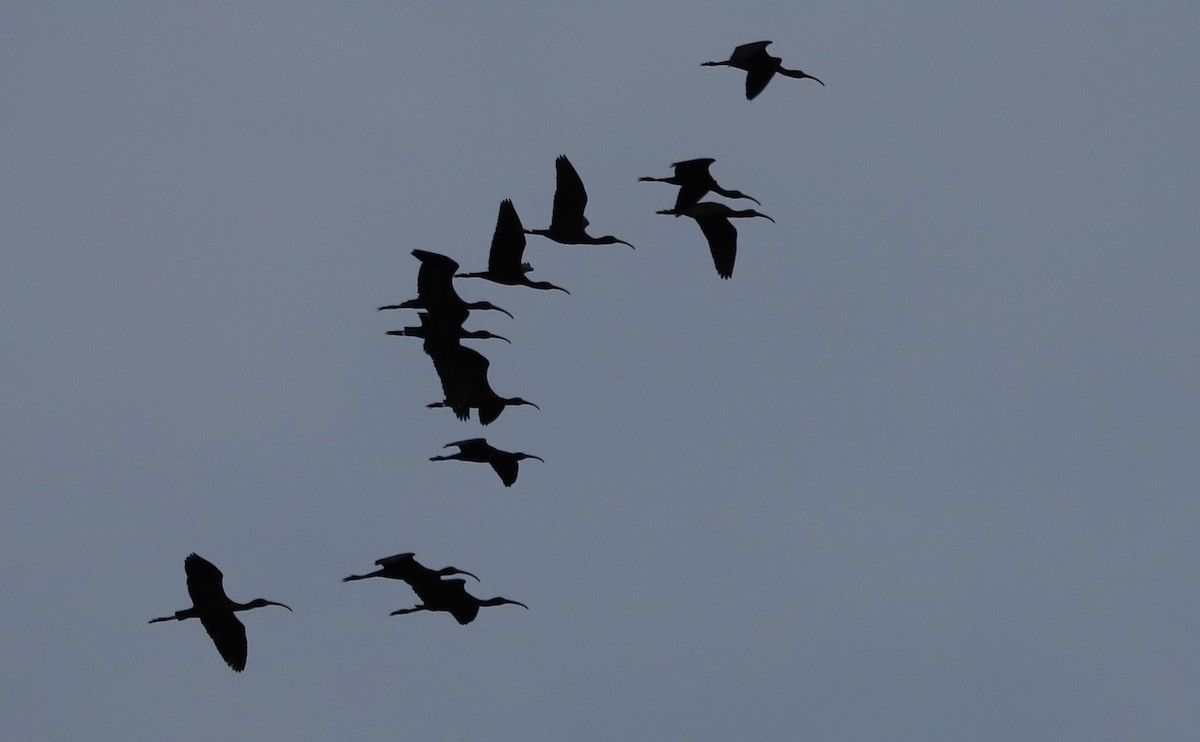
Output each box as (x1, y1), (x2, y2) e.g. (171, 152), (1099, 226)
(525, 155), (636, 248)
(343, 553), (479, 583)
(657, 202), (774, 279)
(390, 577), (528, 625)
(149, 553), (291, 672)
(425, 343), (539, 424)
(386, 312), (511, 344)
(639, 158), (761, 215)
(456, 200), (570, 293)
(378, 249), (514, 323)
(430, 438), (544, 487)
(702, 41), (824, 100)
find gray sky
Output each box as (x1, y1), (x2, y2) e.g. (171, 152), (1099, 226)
(3, 3), (1199, 740)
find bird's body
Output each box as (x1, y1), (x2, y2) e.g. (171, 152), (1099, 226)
(639, 158), (761, 215)
(525, 155), (636, 249)
(424, 343), (538, 425)
(343, 553), (479, 583)
(149, 553), (291, 672)
(430, 437), (544, 487)
(657, 202), (774, 279)
(386, 311), (510, 344)
(390, 578), (528, 625)
(456, 200), (570, 293)
(378, 249), (513, 324)
(702, 41), (824, 100)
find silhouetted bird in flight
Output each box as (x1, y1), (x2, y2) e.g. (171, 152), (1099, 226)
(456, 200), (570, 293)
(703, 41), (824, 100)
(657, 202), (774, 279)
(149, 553), (291, 672)
(639, 158), (761, 215)
(425, 343), (539, 424)
(378, 249), (513, 324)
(390, 577), (528, 625)
(525, 155), (636, 249)
(343, 553), (480, 584)
(431, 438), (544, 487)
(386, 312), (510, 343)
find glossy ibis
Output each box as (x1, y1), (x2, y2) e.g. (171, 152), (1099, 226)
(639, 158), (761, 214)
(457, 200), (570, 293)
(148, 553), (291, 672)
(343, 553), (479, 583)
(390, 578), (528, 625)
(430, 438), (544, 487)
(525, 155), (635, 248)
(703, 41), (824, 100)
(657, 202), (774, 279)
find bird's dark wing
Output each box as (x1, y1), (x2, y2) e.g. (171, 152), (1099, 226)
(412, 250), (460, 300)
(744, 65), (777, 100)
(730, 41), (772, 64)
(694, 216), (738, 279)
(184, 554), (227, 610)
(489, 200), (528, 272)
(671, 158), (716, 173)
(427, 344), (490, 417)
(447, 437), (488, 450)
(199, 611), (248, 672)
(549, 155), (589, 233)
(490, 458), (519, 487)
(673, 180), (710, 214)
(376, 553), (416, 568)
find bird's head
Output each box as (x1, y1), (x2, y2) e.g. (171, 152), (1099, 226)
(472, 301), (514, 319)
(247, 598), (293, 612)
(516, 453), (546, 464)
(440, 566), (481, 582)
(482, 596), (529, 610)
(507, 397), (540, 410)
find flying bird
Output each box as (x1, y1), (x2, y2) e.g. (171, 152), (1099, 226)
(425, 343), (539, 424)
(386, 312), (510, 343)
(639, 158), (761, 214)
(149, 553), (292, 672)
(525, 155), (636, 248)
(378, 249), (513, 323)
(657, 202), (774, 279)
(456, 200), (570, 293)
(702, 41), (824, 100)
(390, 577), (528, 625)
(430, 438), (544, 487)
(343, 553), (479, 583)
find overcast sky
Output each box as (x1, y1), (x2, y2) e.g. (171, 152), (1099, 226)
(3, 3), (1199, 740)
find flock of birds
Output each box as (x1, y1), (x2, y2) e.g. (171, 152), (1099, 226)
(149, 41), (823, 672)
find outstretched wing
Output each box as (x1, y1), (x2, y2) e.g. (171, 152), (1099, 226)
(694, 216), (738, 279)
(488, 200), (528, 273)
(549, 155), (589, 233)
(489, 458), (519, 487)
(744, 65), (777, 100)
(730, 41), (772, 65)
(199, 611), (249, 672)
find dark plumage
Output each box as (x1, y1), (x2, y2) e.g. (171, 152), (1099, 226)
(424, 343), (539, 425)
(430, 438), (544, 487)
(702, 41), (824, 100)
(386, 312), (510, 344)
(525, 155), (636, 248)
(149, 554), (291, 672)
(657, 202), (774, 279)
(378, 249), (513, 323)
(343, 553), (479, 583)
(390, 577), (528, 625)
(639, 158), (761, 215)
(456, 200), (570, 293)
